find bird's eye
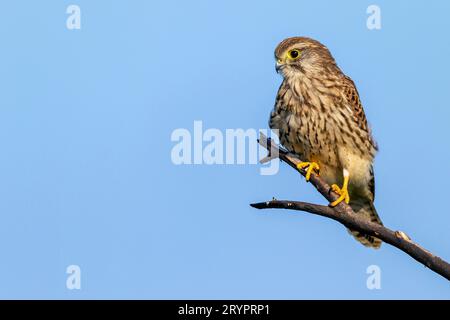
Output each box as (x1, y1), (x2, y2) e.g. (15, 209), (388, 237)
(287, 49), (300, 60)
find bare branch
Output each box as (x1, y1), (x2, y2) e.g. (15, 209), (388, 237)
(251, 133), (450, 281)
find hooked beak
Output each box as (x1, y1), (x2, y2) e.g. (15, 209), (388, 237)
(275, 59), (283, 73)
(275, 63), (281, 73)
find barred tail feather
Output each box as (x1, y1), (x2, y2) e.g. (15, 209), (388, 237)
(348, 197), (383, 249)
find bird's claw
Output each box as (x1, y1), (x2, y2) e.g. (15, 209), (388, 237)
(330, 184), (350, 207)
(296, 162), (320, 181)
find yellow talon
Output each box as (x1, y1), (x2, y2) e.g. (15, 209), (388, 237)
(330, 171), (350, 207)
(296, 162), (320, 181)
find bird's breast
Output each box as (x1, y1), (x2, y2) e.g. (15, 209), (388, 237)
(272, 102), (339, 169)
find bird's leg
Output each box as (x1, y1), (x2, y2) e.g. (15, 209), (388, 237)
(296, 161), (320, 182)
(330, 169), (350, 207)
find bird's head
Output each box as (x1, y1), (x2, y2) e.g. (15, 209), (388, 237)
(274, 37), (337, 78)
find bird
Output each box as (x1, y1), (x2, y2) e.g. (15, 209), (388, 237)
(269, 36), (383, 248)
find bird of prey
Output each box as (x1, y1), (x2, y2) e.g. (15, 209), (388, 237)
(269, 37), (382, 248)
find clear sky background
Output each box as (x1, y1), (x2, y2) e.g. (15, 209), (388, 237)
(0, 0), (449, 299)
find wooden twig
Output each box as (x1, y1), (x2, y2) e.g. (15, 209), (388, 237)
(251, 133), (450, 281)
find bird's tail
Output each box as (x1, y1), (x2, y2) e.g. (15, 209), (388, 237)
(348, 196), (383, 249)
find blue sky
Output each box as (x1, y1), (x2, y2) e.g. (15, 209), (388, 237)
(0, 0), (449, 298)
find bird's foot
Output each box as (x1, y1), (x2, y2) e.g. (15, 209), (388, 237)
(329, 170), (350, 207)
(330, 184), (350, 207)
(296, 162), (320, 181)
(330, 169), (350, 207)
(329, 184), (350, 207)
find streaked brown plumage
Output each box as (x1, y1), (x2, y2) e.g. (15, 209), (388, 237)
(269, 37), (383, 248)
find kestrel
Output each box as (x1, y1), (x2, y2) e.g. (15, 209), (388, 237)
(269, 37), (382, 248)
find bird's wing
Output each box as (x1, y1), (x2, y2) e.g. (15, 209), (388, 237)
(342, 75), (378, 151)
(342, 76), (369, 132)
(368, 164), (375, 200)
